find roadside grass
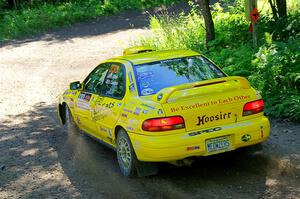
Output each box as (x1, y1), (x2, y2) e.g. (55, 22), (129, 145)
(0, 0), (178, 42)
(139, 0), (300, 120)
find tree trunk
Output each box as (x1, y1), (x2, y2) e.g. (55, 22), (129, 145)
(268, 0), (278, 20)
(268, 0), (287, 20)
(275, 0), (287, 18)
(6, 0), (18, 9)
(195, 0), (215, 47)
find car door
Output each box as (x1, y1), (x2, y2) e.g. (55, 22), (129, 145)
(91, 62), (126, 144)
(73, 63), (110, 137)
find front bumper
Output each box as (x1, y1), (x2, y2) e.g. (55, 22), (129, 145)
(128, 116), (270, 162)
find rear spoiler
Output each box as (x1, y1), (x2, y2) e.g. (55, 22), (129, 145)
(151, 76), (251, 104)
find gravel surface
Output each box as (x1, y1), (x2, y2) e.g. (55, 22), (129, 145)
(0, 5), (300, 199)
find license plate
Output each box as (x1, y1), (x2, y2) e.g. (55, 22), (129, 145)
(206, 136), (231, 153)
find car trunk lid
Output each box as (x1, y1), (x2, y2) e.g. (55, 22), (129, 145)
(152, 76), (257, 132)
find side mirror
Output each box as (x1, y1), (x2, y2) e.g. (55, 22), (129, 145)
(70, 81), (82, 90)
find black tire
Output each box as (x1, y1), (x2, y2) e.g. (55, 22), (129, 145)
(64, 105), (78, 133)
(116, 129), (138, 177)
(240, 143), (263, 154)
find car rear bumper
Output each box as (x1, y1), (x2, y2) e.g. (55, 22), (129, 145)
(128, 116), (270, 162)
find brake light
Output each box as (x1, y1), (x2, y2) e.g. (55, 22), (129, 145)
(243, 99), (264, 116)
(142, 116), (185, 132)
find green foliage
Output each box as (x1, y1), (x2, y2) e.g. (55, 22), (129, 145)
(250, 36), (300, 119)
(140, 6), (206, 51)
(140, 1), (300, 121)
(0, 0), (178, 41)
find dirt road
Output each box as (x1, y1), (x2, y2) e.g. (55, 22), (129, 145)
(0, 6), (300, 199)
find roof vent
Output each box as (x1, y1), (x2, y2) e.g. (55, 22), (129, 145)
(123, 46), (155, 56)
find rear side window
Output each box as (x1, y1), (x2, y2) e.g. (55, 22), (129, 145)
(133, 56), (225, 96)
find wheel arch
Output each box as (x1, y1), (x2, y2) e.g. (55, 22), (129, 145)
(114, 125), (126, 138)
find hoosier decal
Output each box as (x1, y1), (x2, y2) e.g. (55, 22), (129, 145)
(196, 112), (232, 126)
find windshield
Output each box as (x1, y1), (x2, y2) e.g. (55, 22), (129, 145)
(133, 56), (226, 96)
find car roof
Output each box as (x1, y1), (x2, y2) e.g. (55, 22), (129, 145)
(108, 49), (200, 65)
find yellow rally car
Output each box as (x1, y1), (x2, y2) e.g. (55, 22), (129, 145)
(58, 46), (270, 177)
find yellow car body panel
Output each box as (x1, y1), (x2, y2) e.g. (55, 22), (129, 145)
(58, 47), (270, 163)
(128, 116), (270, 162)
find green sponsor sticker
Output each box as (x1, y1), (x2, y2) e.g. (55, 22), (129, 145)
(241, 134), (251, 142)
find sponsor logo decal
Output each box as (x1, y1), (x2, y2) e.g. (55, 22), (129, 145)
(102, 102), (115, 109)
(170, 95), (250, 113)
(157, 93), (163, 101)
(76, 92), (92, 110)
(187, 146), (200, 151)
(186, 121), (253, 138)
(95, 97), (104, 104)
(126, 126), (134, 131)
(142, 110), (148, 114)
(188, 127), (222, 137)
(137, 71), (154, 80)
(92, 102), (115, 121)
(78, 92), (91, 101)
(76, 116), (81, 125)
(100, 127), (112, 137)
(260, 126), (264, 138)
(142, 88), (154, 95)
(100, 127), (108, 133)
(241, 134), (251, 142)
(157, 109), (163, 115)
(123, 108), (133, 113)
(172, 102), (210, 112)
(196, 112), (232, 126)
(108, 129), (112, 137)
(134, 107), (142, 115)
(69, 101), (74, 108)
(141, 103), (155, 110)
(129, 83), (135, 92)
(77, 101), (90, 110)
(110, 65), (119, 73)
(128, 72), (133, 83)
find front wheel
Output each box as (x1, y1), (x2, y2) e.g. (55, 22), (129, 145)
(64, 105), (78, 133)
(116, 129), (138, 177)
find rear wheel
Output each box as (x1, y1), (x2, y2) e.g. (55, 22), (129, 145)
(116, 129), (137, 177)
(116, 129), (159, 177)
(240, 143), (263, 154)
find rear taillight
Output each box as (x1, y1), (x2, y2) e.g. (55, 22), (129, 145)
(142, 116), (185, 132)
(243, 99), (264, 116)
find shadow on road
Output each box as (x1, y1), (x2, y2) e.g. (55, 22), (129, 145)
(2, 103), (300, 198)
(0, 2), (190, 48)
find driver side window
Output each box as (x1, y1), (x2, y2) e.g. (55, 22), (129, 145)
(100, 63), (125, 99)
(84, 63), (110, 93)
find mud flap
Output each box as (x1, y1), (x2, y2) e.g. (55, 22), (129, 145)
(136, 161), (158, 177)
(239, 143), (263, 155)
(57, 103), (65, 124)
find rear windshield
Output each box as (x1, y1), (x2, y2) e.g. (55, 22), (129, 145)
(133, 56), (226, 96)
